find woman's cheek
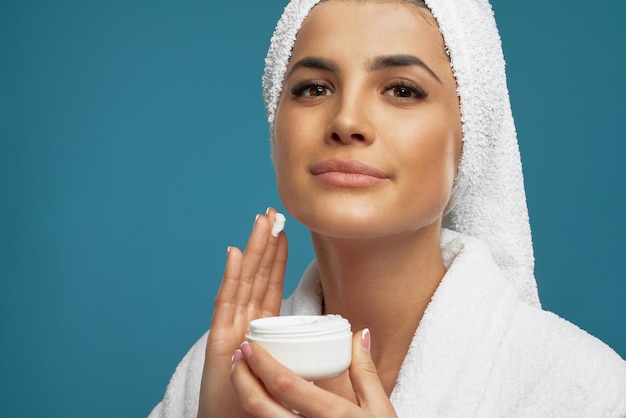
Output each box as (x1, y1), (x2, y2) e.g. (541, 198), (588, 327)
(273, 146), (299, 214)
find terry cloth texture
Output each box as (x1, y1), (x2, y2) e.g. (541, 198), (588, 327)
(262, 0), (539, 308)
(149, 231), (626, 417)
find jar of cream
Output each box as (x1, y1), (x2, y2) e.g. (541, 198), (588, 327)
(246, 315), (352, 381)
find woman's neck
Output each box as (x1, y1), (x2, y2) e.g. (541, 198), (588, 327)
(310, 222), (445, 390)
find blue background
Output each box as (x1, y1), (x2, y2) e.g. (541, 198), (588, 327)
(1, 1), (624, 416)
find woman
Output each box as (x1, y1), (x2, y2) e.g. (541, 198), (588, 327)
(150, 0), (626, 416)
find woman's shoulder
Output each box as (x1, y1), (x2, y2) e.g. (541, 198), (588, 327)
(148, 331), (208, 417)
(514, 302), (625, 374)
(440, 231), (626, 414)
(487, 301), (626, 416)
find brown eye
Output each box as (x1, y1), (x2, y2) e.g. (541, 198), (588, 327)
(383, 81), (428, 101)
(291, 81), (333, 98)
(391, 86), (413, 98)
(306, 85), (331, 97)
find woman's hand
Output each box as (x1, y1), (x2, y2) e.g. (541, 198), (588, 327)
(197, 208), (288, 418)
(230, 329), (398, 418)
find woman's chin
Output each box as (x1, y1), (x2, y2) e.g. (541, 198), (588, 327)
(280, 187), (448, 241)
(294, 208), (438, 241)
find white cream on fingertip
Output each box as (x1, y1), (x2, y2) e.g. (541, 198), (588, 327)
(271, 213), (286, 237)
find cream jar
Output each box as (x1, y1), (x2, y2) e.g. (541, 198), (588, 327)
(246, 315), (352, 381)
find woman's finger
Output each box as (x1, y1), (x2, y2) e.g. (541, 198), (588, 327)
(240, 342), (363, 418)
(231, 348), (299, 418)
(260, 231), (288, 316)
(210, 245), (243, 327)
(248, 209), (283, 311)
(235, 213), (272, 309)
(349, 329), (397, 416)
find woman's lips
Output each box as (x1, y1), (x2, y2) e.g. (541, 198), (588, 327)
(310, 158), (389, 188)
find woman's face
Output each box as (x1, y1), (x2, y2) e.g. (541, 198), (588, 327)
(273, 0), (462, 239)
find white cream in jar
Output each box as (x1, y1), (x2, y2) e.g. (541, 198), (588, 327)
(246, 315), (352, 381)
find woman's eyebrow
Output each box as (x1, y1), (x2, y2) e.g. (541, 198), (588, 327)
(285, 56), (338, 80)
(369, 54), (442, 84)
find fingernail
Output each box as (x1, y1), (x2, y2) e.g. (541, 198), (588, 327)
(231, 349), (243, 365)
(240, 341), (252, 359)
(265, 207), (272, 215)
(361, 328), (371, 353)
(271, 212), (286, 237)
(255, 214), (261, 222)
(226, 246), (232, 256)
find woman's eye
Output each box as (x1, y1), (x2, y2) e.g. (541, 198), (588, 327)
(305, 85), (331, 97)
(384, 82), (428, 100)
(390, 86), (413, 98)
(291, 82), (333, 98)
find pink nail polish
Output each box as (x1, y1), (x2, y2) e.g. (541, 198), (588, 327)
(231, 349), (243, 365)
(240, 341), (252, 359)
(361, 328), (371, 352)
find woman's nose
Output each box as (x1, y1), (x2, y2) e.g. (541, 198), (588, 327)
(325, 93), (375, 146)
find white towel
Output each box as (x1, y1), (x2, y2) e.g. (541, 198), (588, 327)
(262, 0), (539, 308)
(149, 231), (626, 417)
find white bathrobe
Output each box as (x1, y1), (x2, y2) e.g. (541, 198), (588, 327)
(149, 230), (626, 417)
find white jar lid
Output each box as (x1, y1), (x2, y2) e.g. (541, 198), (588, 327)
(247, 315), (351, 341)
